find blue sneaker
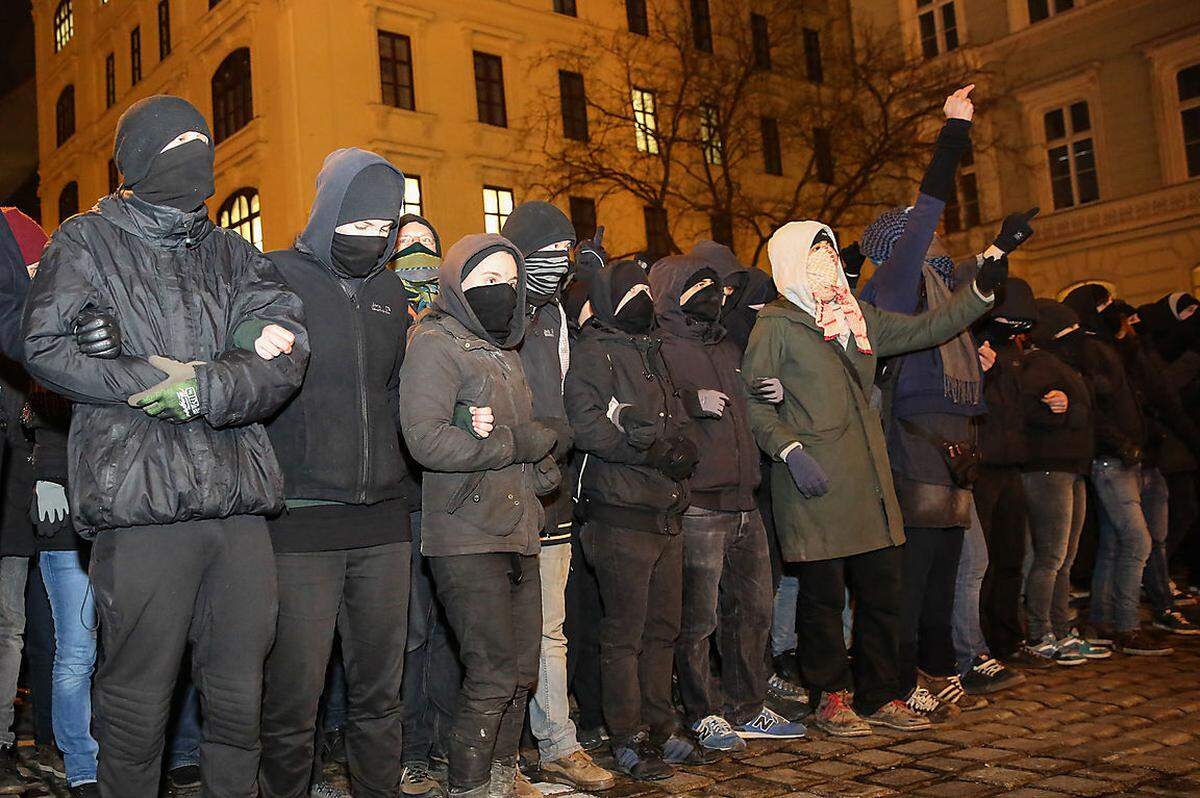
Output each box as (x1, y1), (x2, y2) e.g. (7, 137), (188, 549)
(691, 715), (746, 752)
(734, 706), (807, 740)
(1069, 628), (1112, 659)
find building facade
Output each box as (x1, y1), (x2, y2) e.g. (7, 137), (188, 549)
(851, 0), (1200, 304)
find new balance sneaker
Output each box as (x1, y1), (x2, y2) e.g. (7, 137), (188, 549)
(1154, 609), (1200, 635)
(812, 690), (871, 738)
(659, 730), (723, 765)
(539, 750), (614, 792)
(401, 761), (446, 797)
(691, 715), (746, 752)
(904, 686), (957, 723)
(1114, 629), (1174, 656)
(865, 699), (932, 731)
(959, 655), (1026, 695)
(611, 732), (672, 781)
(734, 706), (806, 739)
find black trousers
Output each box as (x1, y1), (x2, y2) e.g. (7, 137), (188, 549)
(89, 516), (278, 798)
(1166, 471), (1199, 572)
(899, 527), (965, 692)
(974, 466), (1028, 658)
(25, 561), (55, 746)
(260, 541), (411, 798)
(565, 530), (604, 731)
(581, 522), (682, 743)
(430, 552), (541, 791)
(795, 545), (903, 716)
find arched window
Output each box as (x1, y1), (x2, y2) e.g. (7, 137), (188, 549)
(53, 1), (73, 52)
(55, 85), (75, 147)
(211, 48), (253, 144)
(58, 182), (79, 225)
(217, 188), (262, 250)
(1056, 279), (1117, 302)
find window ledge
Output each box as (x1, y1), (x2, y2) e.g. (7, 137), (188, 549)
(214, 118), (265, 170)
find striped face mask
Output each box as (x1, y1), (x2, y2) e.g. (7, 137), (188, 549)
(391, 251), (441, 312)
(524, 248), (570, 305)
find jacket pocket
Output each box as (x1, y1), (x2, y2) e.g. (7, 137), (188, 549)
(445, 469), (526, 536)
(446, 472), (486, 513)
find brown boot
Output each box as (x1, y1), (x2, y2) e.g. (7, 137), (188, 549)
(539, 750), (615, 791)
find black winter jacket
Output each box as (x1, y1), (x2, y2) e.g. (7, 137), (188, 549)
(1019, 348), (1094, 474)
(975, 339), (1027, 468)
(22, 194), (309, 535)
(1115, 336), (1200, 474)
(0, 361), (35, 556)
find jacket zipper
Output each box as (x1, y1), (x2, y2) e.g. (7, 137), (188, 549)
(344, 278), (373, 504)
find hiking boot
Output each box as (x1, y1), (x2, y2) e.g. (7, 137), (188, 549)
(26, 743), (65, 781)
(309, 782), (350, 798)
(68, 784), (99, 798)
(0, 745), (36, 794)
(168, 764), (201, 790)
(904, 686), (958, 723)
(538, 750), (615, 791)
(513, 770), (540, 798)
(611, 732), (672, 781)
(1114, 629), (1174, 656)
(1000, 647), (1053, 670)
(812, 690), (870, 737)
(734, 706), (806, 739)
(920, 672), (987, 711)
(401, 761), (446, 797)
(691, 715), (746, 752)
(865, 699), (933, 731)
(659, 730), (723, 765)
(1154, 609), (1200, 635)
(959, 655), (1026, 695)
(576, 727), (608, 753)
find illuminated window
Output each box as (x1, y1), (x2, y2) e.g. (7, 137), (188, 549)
(402, 175), (423, 217)
(58, 182), (78, 225)
(1044, 101), (1099, 209)
(944, 143), (981, 233)
(379, 31), (415, 110)
(1177, 64), (1200, 178)
(212, 48), (253, 143)
(53, 1), (73, 53)
(217, 189), (263, 251)
(632, 87), (659, 154)
(1028, 0), (1074, 24)
(473, 52), (507, 127)
(483, 186), (514, 234)
(55, 86), (75, 147)
(916, 0), (958, 59)
(700, 104), (723, 165)
(130, 27), (142, 85)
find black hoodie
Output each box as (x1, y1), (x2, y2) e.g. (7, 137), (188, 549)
(265, 149), (413, 551)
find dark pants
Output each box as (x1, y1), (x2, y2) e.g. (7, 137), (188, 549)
(973, 466), (1028, 657)
(676, 508), (771, 726)
(581, 522), (682, 743)
(401, 513), (461, 765)
(430, 553), (540, 791)
(795, 545), (903, 716)
(564, 529), (604, 732)
(260, 541), (411, 798)
(89, 516), (277, 798)
(900, 527), (965, 692)
(1166, 471), (1198, 572)
(24, 562), (55, 746)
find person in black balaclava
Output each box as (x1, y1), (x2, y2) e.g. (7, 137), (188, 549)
(400, 234), (561, 798)
(257, 149), (416, 798)
(498, 202), (615, 792)
(564, 260), (702, 781)
(392, 213), (443, 321)
(23, 95), (309, 798)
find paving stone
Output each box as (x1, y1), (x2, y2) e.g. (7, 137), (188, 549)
(949, 747), (1018, 763)
(1033, 774), (1121, 795)
(704, 776), (790, 797)
(1009, 757), (1077, 773)
(961, 766), (1041, 787)
(740, 752), (801, 768)
(796, 759), (869, 779)
(802, 781), (897, 797)
(889, 740), (953, 755)
(842, 749), (911, 769)
(912, 779), (997, 797)
(751, 767), (826, 788)
(917, 756), (976, 773)
(862, 767), (937, 788)
(1120, 755), (1199, 775)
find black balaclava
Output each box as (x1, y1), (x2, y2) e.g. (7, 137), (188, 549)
(1063, 283), (1113, 340)
(720, 271), (748, 322)
(330, 163), (404, 278)
(562, 276), (593, 331)
(981, 277), (1036, 344)
(461, 244), (519, 343)
(1032, 299), (1084, 368)
(1100, 300), (1135, 338)
(681, 267), (721, 323)
(611, 260), (653, 334)
(114, 96), (215, 212)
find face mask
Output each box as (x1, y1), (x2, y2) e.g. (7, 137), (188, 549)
(1100, 304), (1126, 336)
(807, 246), (841, 300)
(466, 283), (518, 341)
(331, 233), (389, 278)
(614, 292), (654, 334)
(682, 283), (721, 323)
(131, 139), (214, 211)
(393, 251), (441, 311)
(524, 249), (571, 305)
(396, 241), (437, 258)
(1046, 328), (1084, 368)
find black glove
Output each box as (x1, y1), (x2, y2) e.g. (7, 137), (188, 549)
(646, 436), (699, 481)
(841, 243), (866, 289)
(974, 254), (1009, 298)
(534, 416), (573, 461)
(573, 226), (608, 277)
(74, 310), (122, 359)
(510, 421), (557, 464)
(618, 405), (659, 450)
(993, 207), (1039, 253)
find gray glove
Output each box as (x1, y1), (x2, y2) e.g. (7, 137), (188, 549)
(34, 481), (68, 526)
(697, 389), (729, 418)
(785, 447), (830, 498)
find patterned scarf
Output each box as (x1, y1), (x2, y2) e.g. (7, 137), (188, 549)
(524, 248), (571, 300)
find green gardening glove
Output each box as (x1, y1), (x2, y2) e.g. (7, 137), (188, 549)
(127, 356), (206, 421)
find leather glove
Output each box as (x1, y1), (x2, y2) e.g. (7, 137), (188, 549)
(74, 310), (121, 359)
(510, 420), (557, 464)
(646, 436), (699, 481)
(617, 405), (659, 450)
(841, 242), (866, 288)
(532, 455), (562, 497)
(974, 254), (1009, 298)
(696, 389), (729, 418)
(127, 356), (205, 421)
(32, 481), (68, 529)
(752, 377), (783, 404)
(993, 207), (1039, 253)
(785, 447), (830, 498)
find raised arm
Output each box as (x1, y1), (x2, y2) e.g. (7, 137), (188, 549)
(867, 281), (993, 360)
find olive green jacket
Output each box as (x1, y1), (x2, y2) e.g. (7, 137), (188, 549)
(743, 285), (992, 562)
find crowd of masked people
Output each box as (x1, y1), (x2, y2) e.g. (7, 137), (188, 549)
(0, 84), (1195, 798)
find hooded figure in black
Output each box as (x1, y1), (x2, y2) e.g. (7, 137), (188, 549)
(399, 234), (560, 798)
(564, 260), (705, 779)
(22, 95), (309, 797)
(257, 148), (415, 798)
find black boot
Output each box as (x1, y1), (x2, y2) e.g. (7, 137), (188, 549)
(0, 744), (36, 794)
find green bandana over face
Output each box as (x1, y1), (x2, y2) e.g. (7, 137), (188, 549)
(392, 250), (441, 312)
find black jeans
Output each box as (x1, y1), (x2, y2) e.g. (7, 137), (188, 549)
(900, 527), (965, 692)
(565, 529), (604, 732)
(676, 508), (771, 725)
(25, 561), (55, 746)
(89, 516), (278, 798)
(1167, 471), (1199, 571)
(260, 541), (411, 798)
(795, 545), (903, 716)
(973, 466), (1028, 658)
(581, 522), (682, 742)
(401, 513), (462, 766)
(430, 553), (540, 791)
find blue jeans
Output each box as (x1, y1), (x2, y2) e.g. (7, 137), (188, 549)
(168, 681), (201, 771)
(40, 550), (99, 786)
(1022, 472), (1087, 641)
(952, 503), (988, 674)
(771, 575), (798, 656)
(529, 543), (580, 762)
(1090, 460), (1154, 633)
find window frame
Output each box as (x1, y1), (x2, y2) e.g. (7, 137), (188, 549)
(473, 51), (508, 128)
(700, 103), (723, 165)
(55, 85), (75, 148)
(212, 48), (254, 144)
(626, 0), (649, 36)
(483, 185), (515, 234)
(553, 0), (578, 16)
(378, 31), (415, 111)
(632, 87), (659, 154)
(53, 0), (73, 53)
(750, 13), (772, 71)
(1026, 0), (1075, 24)
(559, 70), (589, 142)
(803, 28), (823, 84)
(1177, 64), (1200, 179)
(691, 0), (713, 53)
(158, 0), (171, 60)
(943, 143), (981, 233)
(643, 205), (671, 261)
(104, 52), (116, 108)
(1041, 100), (1100, 210)
(217, 188), (263, 251)
(1143, 34), (1200, 184)
(130, 26), (142, 85)
(915, 0), (959, 59)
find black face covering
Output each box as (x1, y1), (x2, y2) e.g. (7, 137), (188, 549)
(1100, 304), (1126, 336)
(129, 139), (214, 211)
(1046, 328), (1085, 369)
(683, 283), (722, 323)
(720, 273), (748, 321)
(614, 292), (654, 334)
(331, 233), (390, 278)
(466, 283), (518, 342)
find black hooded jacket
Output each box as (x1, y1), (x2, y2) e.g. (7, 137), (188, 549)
(264, 149), (414, 549)
(564, 261), (691, 533)
(650, 255), (758, 511)
(974, 279), (1037, 468)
